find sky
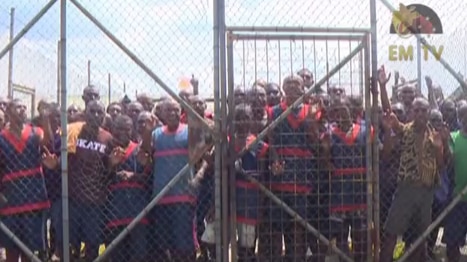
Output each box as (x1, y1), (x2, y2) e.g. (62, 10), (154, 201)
(0, 0), (466, 112)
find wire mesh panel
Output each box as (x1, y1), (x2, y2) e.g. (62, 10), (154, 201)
(0, 1), (61, 262)
(220, 29), (370, 262)
(61, 1), (219, 262)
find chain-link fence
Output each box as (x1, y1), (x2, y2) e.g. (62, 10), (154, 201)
(0, 0), (466, 261)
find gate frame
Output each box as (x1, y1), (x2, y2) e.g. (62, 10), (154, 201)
(225, 26), (372, 262)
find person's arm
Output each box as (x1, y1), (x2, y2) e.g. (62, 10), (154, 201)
(38, 114), (53, 147)
(425, 76), (439, 109)
(377, 66), (392, 112)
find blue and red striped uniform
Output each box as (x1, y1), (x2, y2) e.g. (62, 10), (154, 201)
(151, 124), (194, 204)
(267, 102), (317, 193)
(149, 124), (197, 252)
(329, 123), (370, 213)
(106, 141), (149, 261)
(235, 135), (268, 225)
(0, 125), (49, 215)
(0, 125), (49, 250)
(106, 141), (149, 228)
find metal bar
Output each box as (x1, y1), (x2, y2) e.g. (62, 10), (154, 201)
(70, 0), (216, 136)
(226, 33), (237, 262)
(218, 0), (229, 260)
(87, 60), (91, 86)
(398, 183), (467, 261)
(59, 0), (70, 261)
(243, 173), (353, 262)
(95, 145), (212, 262)
(236, 42), (365, 158)
(12, 84), (35, 94)
(227, 26), (370, 34)
(417, 38), (422, 92)
(30, 91), (36, 118)
(232, 34), (365, 42)
(7, 7), (15, 99)
(108, 73), (111, 103)
(379, 0), (467, 92)
(0, 0), (58, 61)
(369, 0), (380, 261)
(56, 40), (60, 103)
(363, 35), (374, 262)
(213, 0), (222, 260)
(0, 222), (41, 262)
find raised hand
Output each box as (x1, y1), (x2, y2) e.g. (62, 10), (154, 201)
(382, 111), (399, 131)
(116, 170), (134, 181)
(425, 76), (433, 88)
(42, 146), (58, 169)
(109, 147), (126, 167)
(136, 149), (150, 166)
(377, 66), (392, 86)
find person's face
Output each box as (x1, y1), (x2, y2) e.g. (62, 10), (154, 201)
(329, 103), (351, 126)
(82, 89), (100, 104)
(49, 108), (61, 130)
(412, 100), (429, 126)
(107, 104), (122, 120)
(189, 97), (206, 116)
(0, 111), (5, 129)
(283, 82), (303, 104)
(85, 102), (105, 127)
(161, 102), (180, 126)
(112, 118), (132, 146)
(0, 98), (7, 112)
(441, 101), (456, 122)
(138, 97), (155, 112)
(250, 87), (267, 108)
(234, 88), (246, 105)
(391, 103), (406, 123)
(234, 110), (251, 136)
(127, 103), (144, 123)
(400, 86), (415, 105)
(67, 105), (79, 118)
(458, 106), (467, 129)
(8, 101), (27, 123)
(299, 72), (314, 88)
(429, 111), (443, 130)
(328, 87), (344, 100)
(265, 84), (281, 106)
(137, 112), (155, 134)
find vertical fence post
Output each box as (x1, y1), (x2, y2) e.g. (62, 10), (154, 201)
(369, 0), (380, 261)
(87, 60), (91, 86)
(108, 73), (111, 103)
(416, 38), (422, 92)
(363, 34), (374, 262)
(59, 0), (70, 261)
(7, 7), (15, 99)
(57, 40), (61, 103)
(226, 32), (237, 262)
(212, 0), (223, 260)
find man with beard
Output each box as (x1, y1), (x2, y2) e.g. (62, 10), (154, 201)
(61, 100), (121, 261)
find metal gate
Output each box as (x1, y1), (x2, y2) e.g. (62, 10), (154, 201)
(224, 27), (373, 262)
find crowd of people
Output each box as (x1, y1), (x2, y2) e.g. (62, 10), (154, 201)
(0, 66), (466, 262)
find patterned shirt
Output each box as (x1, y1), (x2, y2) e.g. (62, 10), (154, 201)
(398, 122), (439, 187)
